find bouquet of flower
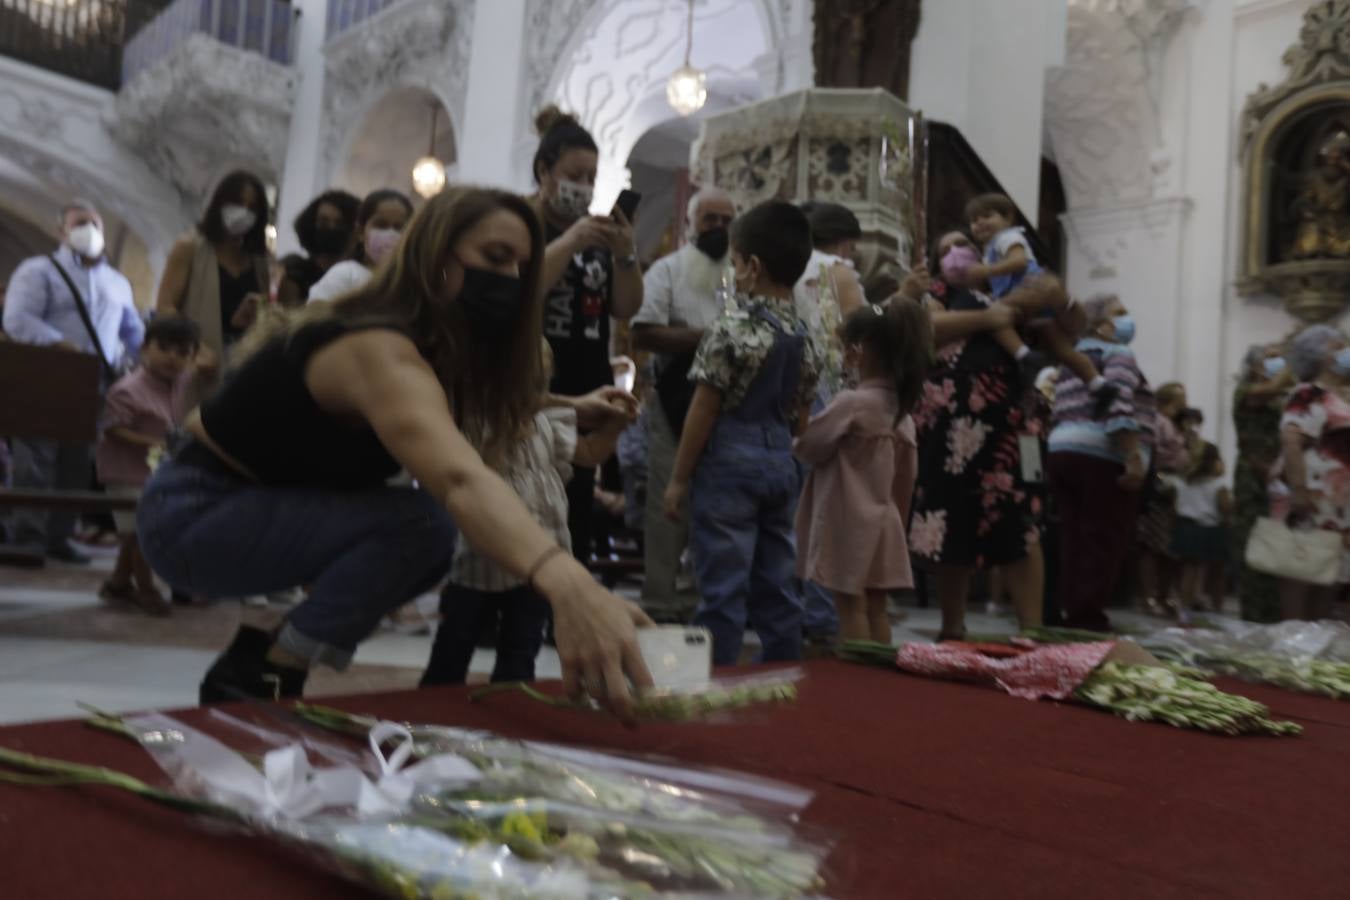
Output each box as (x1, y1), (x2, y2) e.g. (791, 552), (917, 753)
(839, 639), (1301, 736)
(288, 703), (826, 895)
(1, 707), (829, 899)
(1077, 662), (1302, 735)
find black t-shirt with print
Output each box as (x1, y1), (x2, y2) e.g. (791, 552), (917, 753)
(543, 222), (614, 398)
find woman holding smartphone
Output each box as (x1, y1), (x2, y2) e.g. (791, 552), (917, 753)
(528, 105), (644, 563)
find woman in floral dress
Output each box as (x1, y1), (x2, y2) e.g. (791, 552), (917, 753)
(903, 230), (1048, 640)
(1267, 325), (1350, 620)
(1232, 343), (1293, 621)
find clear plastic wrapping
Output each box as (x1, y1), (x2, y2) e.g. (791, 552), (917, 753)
(1140, 620), (1350, 699)
(120, 709), (830, 899)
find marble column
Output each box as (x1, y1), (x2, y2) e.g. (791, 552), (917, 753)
(458, 0), (529, 190)
(274, 0), (329, 257)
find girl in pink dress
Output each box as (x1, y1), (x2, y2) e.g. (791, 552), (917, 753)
(794, 298), (932, 642)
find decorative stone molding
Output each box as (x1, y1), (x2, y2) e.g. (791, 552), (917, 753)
(523, 0), (601, 132)
(1061, 196), (1192, 278)
(109, 34), (295, 201)
(0, 55), (188, 262)
(1237, 0), (1350, 322)
(1045, 0), (1194, 212)
(1240, 0), (1350, 145)
(318, 0), (473, 189)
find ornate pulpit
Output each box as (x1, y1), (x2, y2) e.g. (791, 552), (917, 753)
(691, 87), (919, 288)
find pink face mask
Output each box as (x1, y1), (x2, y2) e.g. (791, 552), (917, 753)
(940, 244), (980, 282)
(364, 227), (401, 265)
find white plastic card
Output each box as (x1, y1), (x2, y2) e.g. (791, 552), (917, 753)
(638, 626), (713, 690)
(1018, 435), (1044, 484)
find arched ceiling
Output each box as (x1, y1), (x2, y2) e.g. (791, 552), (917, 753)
(338, 86), (457, 202)
(547, 0), (784, 207)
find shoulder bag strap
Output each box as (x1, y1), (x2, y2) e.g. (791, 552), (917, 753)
(48, 253), (115, 382)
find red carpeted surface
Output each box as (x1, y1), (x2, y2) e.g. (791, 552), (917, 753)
(1, 659), (1348, 899)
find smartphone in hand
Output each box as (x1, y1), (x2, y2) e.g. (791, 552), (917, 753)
(612, 189), (641, 222)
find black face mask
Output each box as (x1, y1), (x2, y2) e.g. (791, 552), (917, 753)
(694, 226), (729, 260)
(457, 266), (525, 337)
(310, 226), (349, 256)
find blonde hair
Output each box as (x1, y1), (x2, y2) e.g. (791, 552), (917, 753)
(235, 186), (546, 467)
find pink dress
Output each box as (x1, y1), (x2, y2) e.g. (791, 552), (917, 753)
(794, 378), (917, 594)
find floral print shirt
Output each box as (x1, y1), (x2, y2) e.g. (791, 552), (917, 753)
(689, 293), (824, 427)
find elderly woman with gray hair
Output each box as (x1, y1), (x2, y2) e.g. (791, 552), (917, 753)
(1231, 341), (1294, 621)
(1267, 325), (1350, 620)
(1046, 293), (1156, 630)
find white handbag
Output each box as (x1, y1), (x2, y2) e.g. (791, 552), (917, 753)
(1244, 517), (1343, 586)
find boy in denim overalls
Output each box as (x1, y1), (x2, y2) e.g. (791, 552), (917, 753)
(663, 201), (824, 665)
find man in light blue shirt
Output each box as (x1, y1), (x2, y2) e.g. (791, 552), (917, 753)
(3, 199), (144, 564)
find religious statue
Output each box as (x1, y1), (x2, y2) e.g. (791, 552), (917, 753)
(1288, 131), (1350, 261)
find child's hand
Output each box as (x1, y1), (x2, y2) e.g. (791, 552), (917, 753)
(966, 263), (990, 282)
(231, 293), (263, 330)
(573, 387), (638, 428)
(663, 478), (689, 522)
(195, 345), (220, 379)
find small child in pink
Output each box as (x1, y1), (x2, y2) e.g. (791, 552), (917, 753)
(96, 315), (199, 616)
(794, 298), (930, 643)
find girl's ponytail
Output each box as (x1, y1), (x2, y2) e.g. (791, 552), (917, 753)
(839, 295), (934, 425)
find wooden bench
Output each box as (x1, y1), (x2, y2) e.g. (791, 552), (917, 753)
(0, 341), (133, 566)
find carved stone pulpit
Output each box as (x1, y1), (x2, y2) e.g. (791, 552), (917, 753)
(690, 88), (917, 287)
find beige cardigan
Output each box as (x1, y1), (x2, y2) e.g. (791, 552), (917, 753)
(180, 235), (269, 408)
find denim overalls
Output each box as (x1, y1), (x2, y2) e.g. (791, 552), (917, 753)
(690, 304), (807, 665)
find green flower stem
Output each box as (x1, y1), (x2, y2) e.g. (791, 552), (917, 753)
(469, 680), (798, 722)
(0, 745), (243, 821)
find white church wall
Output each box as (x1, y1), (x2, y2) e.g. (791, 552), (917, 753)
(1055, 0), (1319, 469)
(911, 0), (1067, 216)
(1170, 0), (1317, 463)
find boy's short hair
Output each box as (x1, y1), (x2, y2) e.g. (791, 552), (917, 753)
(731, 201), (813, 288)
(143, 315), (200, 352)
(965, 193), (1017, 223)
(801, 201), (862, 248)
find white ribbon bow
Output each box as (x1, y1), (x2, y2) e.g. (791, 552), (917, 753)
(129, 713), (480, 821)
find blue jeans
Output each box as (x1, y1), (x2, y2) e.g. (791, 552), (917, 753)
(689, 422), (803, 666)
(422, 583), (549, 685)
(138, 456), (457, 668)
(795, 456), (839, 639)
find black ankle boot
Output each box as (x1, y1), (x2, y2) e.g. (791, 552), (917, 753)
(199, 626), (308, 704)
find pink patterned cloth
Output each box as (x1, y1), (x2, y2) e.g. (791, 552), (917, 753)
(895, 641), (1117, 701)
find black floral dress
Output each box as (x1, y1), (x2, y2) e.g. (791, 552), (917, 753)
(909, 284), (1043, 569)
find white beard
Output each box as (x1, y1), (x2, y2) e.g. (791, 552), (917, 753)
(684, 246), (727, 297)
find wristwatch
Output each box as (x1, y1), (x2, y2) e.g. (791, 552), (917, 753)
(616, 251), (638, 270)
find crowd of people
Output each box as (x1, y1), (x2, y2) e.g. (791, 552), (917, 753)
(2, 105), (1347, 718)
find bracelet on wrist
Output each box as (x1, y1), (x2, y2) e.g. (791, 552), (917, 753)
(526, 545), (568, 591)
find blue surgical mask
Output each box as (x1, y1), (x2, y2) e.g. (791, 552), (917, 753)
(1262, 356), (1287, 378)
(1111, 314), (1136, 346)
(1334, 347), (1350, 377)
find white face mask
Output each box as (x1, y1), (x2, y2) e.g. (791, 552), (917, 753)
(221, 204), (257, 237)
(67, 223), (104, 259)
(364, 227), (401, 265)
(549, 179), (593, 221)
